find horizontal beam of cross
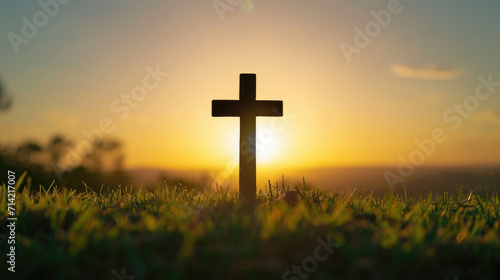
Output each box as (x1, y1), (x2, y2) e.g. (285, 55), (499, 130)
(212, 100), (283, 117)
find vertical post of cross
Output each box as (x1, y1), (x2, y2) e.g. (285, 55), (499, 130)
(239, 74), (257, 203)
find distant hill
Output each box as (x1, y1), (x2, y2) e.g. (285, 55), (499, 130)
(128, 165), (500, 197)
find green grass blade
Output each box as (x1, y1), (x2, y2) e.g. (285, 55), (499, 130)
(14, 171), (28, 193)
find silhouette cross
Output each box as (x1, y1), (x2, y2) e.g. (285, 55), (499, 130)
(212, 74), (283, 204)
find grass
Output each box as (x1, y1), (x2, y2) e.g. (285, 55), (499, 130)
(1, 176), (499, 280)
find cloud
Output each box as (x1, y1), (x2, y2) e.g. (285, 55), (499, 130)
(241, 0), (255, 12)
(45, 110), (79, 128)
(390, 64), (461, 80)
(473, 110), (500, 124)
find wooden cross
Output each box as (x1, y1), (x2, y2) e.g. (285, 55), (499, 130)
(212, 74), (283, 204)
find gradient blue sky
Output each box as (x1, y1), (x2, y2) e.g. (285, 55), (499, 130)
(1, 0), (500, 170)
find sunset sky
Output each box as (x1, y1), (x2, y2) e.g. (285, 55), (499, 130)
(1, 0), (500, 177)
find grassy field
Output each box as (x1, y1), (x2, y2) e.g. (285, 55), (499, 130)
(1, 174), (499, 280)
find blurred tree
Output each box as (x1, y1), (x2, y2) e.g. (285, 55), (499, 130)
(16, 141), (43, 163)
(83, 138), (124, 173)
(47, 134), (72, 167)
(1, 135), (131, 192)
(0, 77), (13, 112)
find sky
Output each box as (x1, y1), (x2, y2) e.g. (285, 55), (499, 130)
(1, 0), (500, 179)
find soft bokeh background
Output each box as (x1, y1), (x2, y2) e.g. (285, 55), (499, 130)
(1, 0), (500, 193)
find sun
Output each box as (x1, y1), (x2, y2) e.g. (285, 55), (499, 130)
(223, 122), (285, 167)
(255, 122), (284, 166)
